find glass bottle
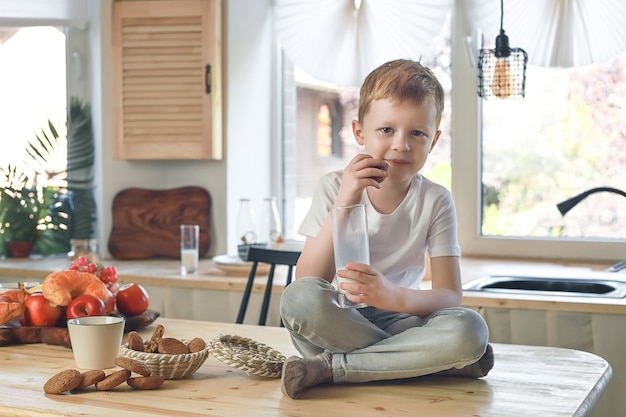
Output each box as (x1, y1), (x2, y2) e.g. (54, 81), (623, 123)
(261, 196), (283, 248)
(68, 238), (100, 263)
(236, 198), (257, 259)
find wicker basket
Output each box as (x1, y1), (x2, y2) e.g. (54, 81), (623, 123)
(119, 339), (210, 379)
(209, 334), (286, 378)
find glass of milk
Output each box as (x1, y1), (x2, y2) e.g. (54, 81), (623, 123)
(180, 224), (200, 275)
(331, 204), (369, 309)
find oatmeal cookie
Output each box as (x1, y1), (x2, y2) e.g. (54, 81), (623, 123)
(114, 356), (151, 377)
(144, 324), (164, 353)
(95, 369), (131, 391)
(127, 375), (165, 390)
(78, 369), (106, 389)
(126, 331), (144, 351)
(158, 337), (189, 355)
(187, 337), (206, 353)
(44, 369), (82, 395)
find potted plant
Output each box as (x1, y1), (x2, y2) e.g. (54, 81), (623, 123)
(0, 165), (40, 257)
(0, 97), (93, 259)
(65, 98), (97, 247)
(24, 105), (80, 257)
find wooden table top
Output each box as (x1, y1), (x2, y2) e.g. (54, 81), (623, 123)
(0, 318), (612, 417)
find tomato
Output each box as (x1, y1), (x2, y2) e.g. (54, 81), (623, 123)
(22, 293), (66, 327)
(115, 283), (150, 317)
(66, 294), (106, 319)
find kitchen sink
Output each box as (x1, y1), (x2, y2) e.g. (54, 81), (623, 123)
(463, 275), (626, 298)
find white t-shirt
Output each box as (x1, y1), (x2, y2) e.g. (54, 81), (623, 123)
(298, 171), (461, 290)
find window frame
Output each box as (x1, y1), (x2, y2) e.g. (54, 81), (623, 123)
(0, 0), (91, 247)
(450, 3), (624, 264)
(0, 0), (88, 105)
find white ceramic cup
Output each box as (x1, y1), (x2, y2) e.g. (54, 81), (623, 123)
(331, 204), (369, 309)
(180, 224), (200, 275)
(67, 316), (125, 369)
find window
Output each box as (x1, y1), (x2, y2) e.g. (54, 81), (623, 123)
(280, 3), (624, 263)
(481, 59), (626, 241)
(316, 103), (333, 157)
(0, 26), (66, 177)
(0, 0), (88, 165)
(287, 69), (360, 238)
(452, 9), (625, 263)
(316, 100), (344, 158)
(0, 0), (88, 257)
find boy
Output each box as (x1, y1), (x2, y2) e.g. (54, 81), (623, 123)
(279, 59), (493, 399)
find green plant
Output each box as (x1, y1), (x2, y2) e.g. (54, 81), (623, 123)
(23, 116), (72, 256)
(0, 165), (40, 244)
(0, 97), (95, 257)
(66, 97), (96, 240)
(31, 97), (96, 253)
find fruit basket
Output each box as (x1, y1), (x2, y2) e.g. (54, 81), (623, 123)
(209, 334), (285, 378)
(119, 339), (210, 379)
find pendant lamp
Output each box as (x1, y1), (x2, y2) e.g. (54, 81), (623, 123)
(478, 0), (528, 99)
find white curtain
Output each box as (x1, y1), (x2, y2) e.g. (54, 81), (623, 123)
(468, 0), (626, 67)
(275, 0), (626, 86)
(274, 0), (452, 87)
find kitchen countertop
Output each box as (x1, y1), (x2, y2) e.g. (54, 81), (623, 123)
(0, 256), (275, 292)
(0, 317), (612, 417)
(1, 255), (625, 315)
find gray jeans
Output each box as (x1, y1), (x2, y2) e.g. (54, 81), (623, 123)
(279, 277), (490, 384)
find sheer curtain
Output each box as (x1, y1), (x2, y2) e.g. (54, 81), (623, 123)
(275, 0), (626, 81)
(467, 0), (626, 67)
(274, 0), (451, 87)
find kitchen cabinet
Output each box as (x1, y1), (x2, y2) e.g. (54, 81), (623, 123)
(112, 0), (223, 160)
(469, 306), (624, 417)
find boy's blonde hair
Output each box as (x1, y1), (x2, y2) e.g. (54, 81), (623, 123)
(358, 59), (444, 129)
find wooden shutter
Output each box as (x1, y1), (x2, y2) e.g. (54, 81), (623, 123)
(112, 0), (223, 160)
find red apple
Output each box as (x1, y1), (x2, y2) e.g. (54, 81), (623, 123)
(103, 289), (116, 315)
(66, 294), (106, 319)
(23, 293), (65, 327)
(116, 283), (150, 317)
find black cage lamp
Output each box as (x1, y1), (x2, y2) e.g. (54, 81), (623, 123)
(478, 0), (528, 99)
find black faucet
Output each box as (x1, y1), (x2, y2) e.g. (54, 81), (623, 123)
(557, 186), (626, 272)
(557, 187), (626, 216)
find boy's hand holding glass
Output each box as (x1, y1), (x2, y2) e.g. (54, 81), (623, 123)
(336, 263), (370, 305)
(331, 203), (370, 309)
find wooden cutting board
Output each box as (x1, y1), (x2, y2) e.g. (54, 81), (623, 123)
(108, 187), (212, 260)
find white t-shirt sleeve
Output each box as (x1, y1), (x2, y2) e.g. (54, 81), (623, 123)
(426, 187), (461, 258)
(298, 171), (342, 237)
